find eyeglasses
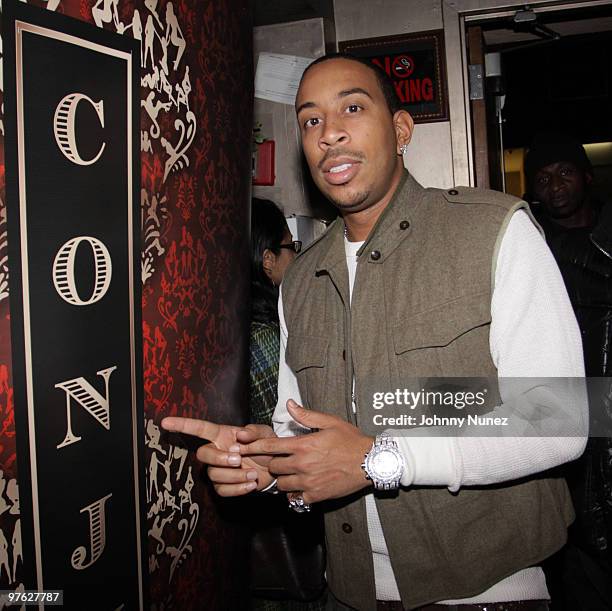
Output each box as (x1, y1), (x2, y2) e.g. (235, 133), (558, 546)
(278, 240), (302, 254)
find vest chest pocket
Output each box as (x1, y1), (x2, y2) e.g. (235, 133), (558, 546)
(392, 292), (492, 378)
(285, 334), (329, 410)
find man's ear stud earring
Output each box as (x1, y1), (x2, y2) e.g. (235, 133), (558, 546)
(400, 143), (408, 155)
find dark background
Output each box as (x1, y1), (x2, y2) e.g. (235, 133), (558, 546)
(501, 32), (612, 148)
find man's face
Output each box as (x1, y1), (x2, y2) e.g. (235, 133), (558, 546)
(295, 59), (405, 213)
(532, 161), (589, 220)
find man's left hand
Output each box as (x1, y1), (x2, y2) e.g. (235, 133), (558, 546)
(240, 400), (374, 504)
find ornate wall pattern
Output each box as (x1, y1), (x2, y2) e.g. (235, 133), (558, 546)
(0, 1), (252, 608)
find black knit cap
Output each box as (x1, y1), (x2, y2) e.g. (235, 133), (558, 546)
(524, 131), (592, 188)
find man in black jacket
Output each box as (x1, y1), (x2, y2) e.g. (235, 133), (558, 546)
(525, 132), (612, 610)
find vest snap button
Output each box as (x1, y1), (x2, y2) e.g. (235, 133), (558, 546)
(448, 189), (459, 196)
(342, 522), (352, 534)
(370, 250), (381, 261)
(399, 220), (410, 230)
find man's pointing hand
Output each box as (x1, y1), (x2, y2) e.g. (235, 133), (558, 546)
(160, 416), (276, 496)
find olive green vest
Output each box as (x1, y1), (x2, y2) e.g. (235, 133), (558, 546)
(281, 172), (574, 610)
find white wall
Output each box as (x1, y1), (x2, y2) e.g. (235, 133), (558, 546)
(405, 122), (454, 188)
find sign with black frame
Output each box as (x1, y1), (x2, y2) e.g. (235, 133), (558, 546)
(3, 1), (146, 607)
(340, 30), (449, 123)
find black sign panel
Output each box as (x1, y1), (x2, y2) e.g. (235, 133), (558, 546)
(340, 30), (449, 123)
(3, 2), (146, 608)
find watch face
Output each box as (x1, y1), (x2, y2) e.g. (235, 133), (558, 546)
(368, 447), (403, 482)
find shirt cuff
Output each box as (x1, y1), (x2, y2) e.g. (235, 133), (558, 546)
(390, 433), (462, 491)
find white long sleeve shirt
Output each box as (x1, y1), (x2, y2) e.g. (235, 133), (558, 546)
(273, 210), (586, 604)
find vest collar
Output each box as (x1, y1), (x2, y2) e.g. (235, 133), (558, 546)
(356, 170), (425, 263)
(311, 216), (349, 304)
(314, 171), (425, 275)
(314, 216), (347, 272)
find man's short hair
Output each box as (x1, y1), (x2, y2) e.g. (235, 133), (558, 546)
(300, 53), (403, 116)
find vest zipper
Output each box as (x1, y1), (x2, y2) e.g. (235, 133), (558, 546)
(345, 308), (358, 426)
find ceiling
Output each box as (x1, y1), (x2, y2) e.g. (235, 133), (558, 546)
(481, 4), (612, 48)
(484, 15), (612, 46)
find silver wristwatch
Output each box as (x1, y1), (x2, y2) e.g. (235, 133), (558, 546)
(361, 432), (404, 491)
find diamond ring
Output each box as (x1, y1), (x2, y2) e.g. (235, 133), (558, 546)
(287, 492), (311, 513)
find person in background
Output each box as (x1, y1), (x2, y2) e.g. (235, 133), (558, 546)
(248, 198), (326, 611)
(525, 132), (612, 610)
(249, 198), (299, 427)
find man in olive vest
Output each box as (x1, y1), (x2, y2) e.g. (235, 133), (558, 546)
(162, 55), (586, 610)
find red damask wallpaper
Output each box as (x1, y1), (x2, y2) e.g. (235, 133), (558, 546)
(0, 0), (253, 608)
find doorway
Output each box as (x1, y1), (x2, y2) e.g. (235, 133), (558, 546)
(466, 3), (612, 198)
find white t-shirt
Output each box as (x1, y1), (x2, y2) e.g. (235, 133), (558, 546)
(273, 210), (586, 603)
